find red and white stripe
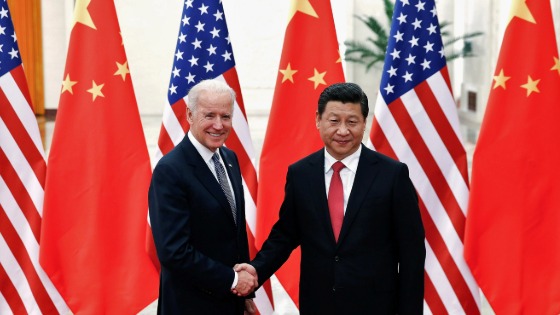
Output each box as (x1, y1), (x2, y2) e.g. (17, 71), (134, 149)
(369, 69), (480, 314)
(154, 70), (273, 314)
(0, 66), (68, 315)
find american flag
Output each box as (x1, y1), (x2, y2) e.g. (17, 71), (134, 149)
(0, 4), (67, 314)
(368, 0), (480, 313)
(154, 0), (273, 313)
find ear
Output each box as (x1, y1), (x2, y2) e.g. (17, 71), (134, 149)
(186, 106), (194, 124)
(315, 111), (320, 129)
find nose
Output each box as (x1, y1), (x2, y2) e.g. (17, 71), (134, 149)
(337, 124), (349, 135)
(213, 118), (224, 129)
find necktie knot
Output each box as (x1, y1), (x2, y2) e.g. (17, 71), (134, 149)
(332, 161), (345, 173)
(212, 152), (220, 164)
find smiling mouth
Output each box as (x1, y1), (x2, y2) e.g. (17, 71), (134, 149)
(209, 132), (223, 137)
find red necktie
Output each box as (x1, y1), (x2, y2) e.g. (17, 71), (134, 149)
(328, 161), (345, 242)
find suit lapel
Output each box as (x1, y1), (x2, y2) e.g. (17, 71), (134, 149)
(337, 146), (380, 246)
(180, 137), (236, 225)
(307, 150), (338, 243)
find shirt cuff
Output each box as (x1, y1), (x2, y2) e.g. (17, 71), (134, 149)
(231, 270), (238, 289)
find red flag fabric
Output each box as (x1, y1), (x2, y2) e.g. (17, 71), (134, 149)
(369, 0), (480, 313)
(39, 0), (159, 313)
(464, 0), (560, 313)
(256, 0), (344, 309)
(153, 0), (273, 313)
(0, 3), (68, 314)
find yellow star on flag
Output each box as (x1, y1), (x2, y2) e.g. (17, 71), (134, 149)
(493, 69), (511, 89)
(550, 56), (560, 75)
(288, 0), (318, 22)
(520, 75), (540, 97)
(61, 74), (78, 94)
(74, 0), (97, 30)
(508, 0), (535, 25)
(114, 61), (130, 81)
(279, 63), (298, 83)
(308, 68), (327, 89)
(87, 80), (105, 101)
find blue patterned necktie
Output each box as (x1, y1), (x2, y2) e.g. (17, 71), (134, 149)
(212, 153), (237, 225)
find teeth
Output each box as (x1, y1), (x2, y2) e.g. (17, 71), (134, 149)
(210, 133), (221, 137)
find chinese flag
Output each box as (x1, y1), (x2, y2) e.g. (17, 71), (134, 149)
(464, 0), (560, 313)
(256, 0), (344, 309)
(39, 0), (159, 314)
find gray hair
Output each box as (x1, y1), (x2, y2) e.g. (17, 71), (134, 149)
(187, 79), (236, 113)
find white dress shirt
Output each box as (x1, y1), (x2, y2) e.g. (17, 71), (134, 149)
(324, 146), (361, 214)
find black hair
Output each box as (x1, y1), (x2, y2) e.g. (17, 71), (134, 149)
(317, 82), (369, 119)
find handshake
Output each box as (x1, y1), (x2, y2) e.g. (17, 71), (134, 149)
(232, 263), (258, 296)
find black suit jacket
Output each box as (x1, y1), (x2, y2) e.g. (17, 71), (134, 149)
(252, 145), (426, 315)
(148, 136), (251, 315)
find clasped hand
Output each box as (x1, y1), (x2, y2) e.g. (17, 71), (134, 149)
(232, 263), (258, 296)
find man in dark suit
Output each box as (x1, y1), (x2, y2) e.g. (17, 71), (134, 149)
(149, 79), (257, 315)
(236, 82), (425, 314)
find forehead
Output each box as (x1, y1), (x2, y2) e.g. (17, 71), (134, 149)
(322, 101), (362, 116)
(196, 91), (233, 111)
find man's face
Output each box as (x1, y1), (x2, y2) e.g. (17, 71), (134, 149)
(316, 101), (366, 160)
(187, 90), (233, 151)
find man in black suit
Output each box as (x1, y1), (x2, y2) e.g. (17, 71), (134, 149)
(236, 82), (425, 314)
(149, 79), (257, 315)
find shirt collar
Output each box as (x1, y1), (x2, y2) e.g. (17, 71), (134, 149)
(188, 131), (220, 164)
(324, 145), (362, 174)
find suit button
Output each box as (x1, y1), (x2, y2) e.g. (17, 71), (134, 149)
(334, 256), (340, 262)
(332, 287), (336, 292)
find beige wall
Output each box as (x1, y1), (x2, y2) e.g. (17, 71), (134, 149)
(42, 0), (350, 116)
(42, 0), (560, 128)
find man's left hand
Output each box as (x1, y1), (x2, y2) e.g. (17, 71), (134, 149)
(244, 299), (256, 315)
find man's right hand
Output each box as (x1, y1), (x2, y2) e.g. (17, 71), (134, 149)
(234, 263), (257, 277)
(233, 267), (258, 296)
(232, 263), (258, 296)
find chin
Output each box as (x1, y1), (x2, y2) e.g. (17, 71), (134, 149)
(212, 141), (226, 149)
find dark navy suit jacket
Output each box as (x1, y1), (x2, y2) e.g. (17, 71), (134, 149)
(252, 145), (426, 315)
(148, 135), (250, 315)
